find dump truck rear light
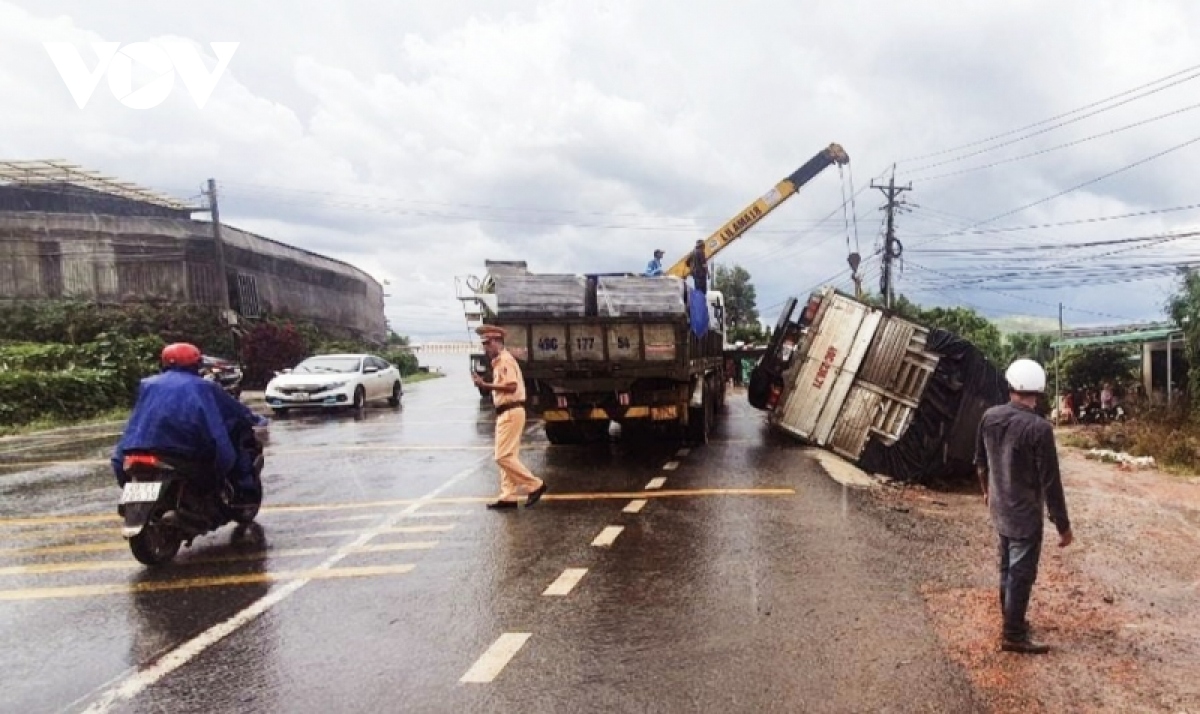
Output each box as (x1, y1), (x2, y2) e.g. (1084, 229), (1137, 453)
(557, 396), (569, 408)
(618, 392), (630, 406)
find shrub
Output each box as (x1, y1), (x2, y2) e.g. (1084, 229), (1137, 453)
(0, 369), (129, 425)
(0, 334), (163, 395)
(240, 322), (310, 388)
(0, 300), (232, 354)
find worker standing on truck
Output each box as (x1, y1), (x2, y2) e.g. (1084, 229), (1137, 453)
(975, 358), (1074, 654)
(688, 239), (708, 293)
(644, 249), (666, 277)
(472, 325), (547, 510)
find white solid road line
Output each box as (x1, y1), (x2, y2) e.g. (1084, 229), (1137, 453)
(76, 457), (491, 714)
(591, 525), (624, 547)
(645, 477), (667, 489)
(662, 461), (679, 471)
(623, 499), (648, 514)
(542, 568), (588, 596)
(460, 633), (533, 684)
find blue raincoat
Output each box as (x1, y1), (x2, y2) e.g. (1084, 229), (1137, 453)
(111, 368), (262, 488)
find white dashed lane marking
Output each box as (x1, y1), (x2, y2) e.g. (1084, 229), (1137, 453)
(622, 499), (648, 514)
(676, 448), (690, 457)
(661, 461), (679, 471)
(460, 633), (533, 683)
(591, 526), (624, 547)
(645, 477), (667, 490)
(542, 568), (588, 596)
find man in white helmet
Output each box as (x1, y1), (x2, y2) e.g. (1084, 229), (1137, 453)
(975, 358), (1074, 654)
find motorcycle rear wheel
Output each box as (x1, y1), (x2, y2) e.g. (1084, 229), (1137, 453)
(129, 525), (183, 566)
(232, 474), (263, 525)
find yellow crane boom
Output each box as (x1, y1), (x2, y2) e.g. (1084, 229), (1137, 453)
(666, 143), (850, 278)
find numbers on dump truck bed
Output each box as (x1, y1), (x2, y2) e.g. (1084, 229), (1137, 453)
(575, 337), (596, 351)
(537, 337), (560, 352)
(617, 336), (632, 349)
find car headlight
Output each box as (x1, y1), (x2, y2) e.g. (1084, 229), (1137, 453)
(323, 381), (349, 391)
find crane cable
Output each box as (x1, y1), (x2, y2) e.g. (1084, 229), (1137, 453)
(839, 164), (864, 293)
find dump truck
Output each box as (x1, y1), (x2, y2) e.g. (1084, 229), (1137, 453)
(465, 263), (727, 444)
(749, 287), (1008, 483)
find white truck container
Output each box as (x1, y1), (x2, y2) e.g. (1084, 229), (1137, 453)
(753, 287), (1007, 483)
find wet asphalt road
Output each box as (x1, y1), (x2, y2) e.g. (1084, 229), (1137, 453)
(0, 355), (981, 714)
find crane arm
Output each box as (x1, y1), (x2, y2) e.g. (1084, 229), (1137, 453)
(665, 143), (850, 278)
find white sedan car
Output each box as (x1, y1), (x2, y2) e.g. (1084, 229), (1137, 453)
(265, 354), (403, 415)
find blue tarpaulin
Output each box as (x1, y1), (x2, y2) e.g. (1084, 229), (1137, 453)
(689, 288), (710, 337)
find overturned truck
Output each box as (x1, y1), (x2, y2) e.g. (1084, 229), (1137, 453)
(749, 287), (1008, 484)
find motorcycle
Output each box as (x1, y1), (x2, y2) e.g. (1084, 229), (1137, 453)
(200, 355), (244, 400)
(117, 430), (265, 566)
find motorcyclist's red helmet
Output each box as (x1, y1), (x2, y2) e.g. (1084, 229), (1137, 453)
(161, 342), (203, 369)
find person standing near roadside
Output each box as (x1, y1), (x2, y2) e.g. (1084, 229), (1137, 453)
(687, 239), (708, 293)
(975, 358), (1074, 654)
(471, 325), (547, 510)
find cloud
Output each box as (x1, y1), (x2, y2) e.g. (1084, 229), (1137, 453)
(3, 0), (1200, 339)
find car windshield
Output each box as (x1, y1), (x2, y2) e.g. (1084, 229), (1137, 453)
(294, 357), (362, 374)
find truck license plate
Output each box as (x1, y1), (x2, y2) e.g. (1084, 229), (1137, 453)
(119, 482), (162, 504)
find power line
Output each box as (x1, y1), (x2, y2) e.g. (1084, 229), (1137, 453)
(907, 132), (1200, 251)
(896, 61), (1200, 164)
(911, 100), (1200, 181)
(902, 201), (1200, 241)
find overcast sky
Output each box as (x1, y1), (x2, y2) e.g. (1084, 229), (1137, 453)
(3, 1), (1199, 341)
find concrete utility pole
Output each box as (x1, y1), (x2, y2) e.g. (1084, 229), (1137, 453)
(872, 169), (911, 310)
(205, 178), (232, 311)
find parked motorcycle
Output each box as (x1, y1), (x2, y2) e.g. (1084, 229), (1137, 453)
(200, 355), (244, 400)
(117, 431), (264, 566)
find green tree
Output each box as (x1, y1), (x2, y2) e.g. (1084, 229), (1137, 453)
(1058, 347), (1135, 391)
(1167, 267), (1200, 413)
(1001, 332), (1056, 367)
(712, 264), (760, 331)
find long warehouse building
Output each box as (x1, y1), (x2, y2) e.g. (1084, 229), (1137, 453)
(0, 161), (386, 342)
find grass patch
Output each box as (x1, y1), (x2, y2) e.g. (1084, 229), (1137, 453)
(1058, 417), (1200, 475)
(0, 407), (130, 438)
(405, 371), (446, 385)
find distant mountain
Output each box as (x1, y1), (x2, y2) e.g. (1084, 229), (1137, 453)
(992, 315), (1061, 335)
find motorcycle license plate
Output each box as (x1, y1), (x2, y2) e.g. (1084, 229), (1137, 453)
(119, 482), (162, 504)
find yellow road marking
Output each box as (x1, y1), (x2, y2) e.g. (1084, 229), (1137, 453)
(0, 564), (414, 602)
(4, 526), (121, 541)
(305, 525), (454, 539)
(0, 460), (110, 469)
(0, 488), (795, 527)
(350, 541), (438, 553)
(1, 541), (127, 556)
(0, 548), (331, 576)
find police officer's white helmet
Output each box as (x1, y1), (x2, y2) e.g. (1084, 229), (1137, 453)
(1006, 358), (1047, 394)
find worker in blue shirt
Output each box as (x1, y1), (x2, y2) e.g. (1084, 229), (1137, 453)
(644, 249), (665, 277)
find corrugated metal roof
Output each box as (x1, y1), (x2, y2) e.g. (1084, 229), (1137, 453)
(1050, 327), (1182, 349)
(0, 160), (192, 211)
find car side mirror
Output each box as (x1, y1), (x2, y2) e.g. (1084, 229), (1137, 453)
(364, 366), (379, 374)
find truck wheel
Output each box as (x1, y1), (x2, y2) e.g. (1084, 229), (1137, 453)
(544, 422), (584, 445)
(687, 383), (713, 445)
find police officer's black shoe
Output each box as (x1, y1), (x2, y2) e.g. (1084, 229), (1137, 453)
(1000, 638), (1051, 654)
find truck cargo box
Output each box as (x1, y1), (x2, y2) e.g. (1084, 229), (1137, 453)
(758, 287), (1007, 483)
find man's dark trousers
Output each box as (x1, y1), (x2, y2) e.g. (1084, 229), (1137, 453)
(998, 535), (1042, 641)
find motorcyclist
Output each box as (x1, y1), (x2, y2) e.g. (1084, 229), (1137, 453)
(111, 342), (265, 503)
